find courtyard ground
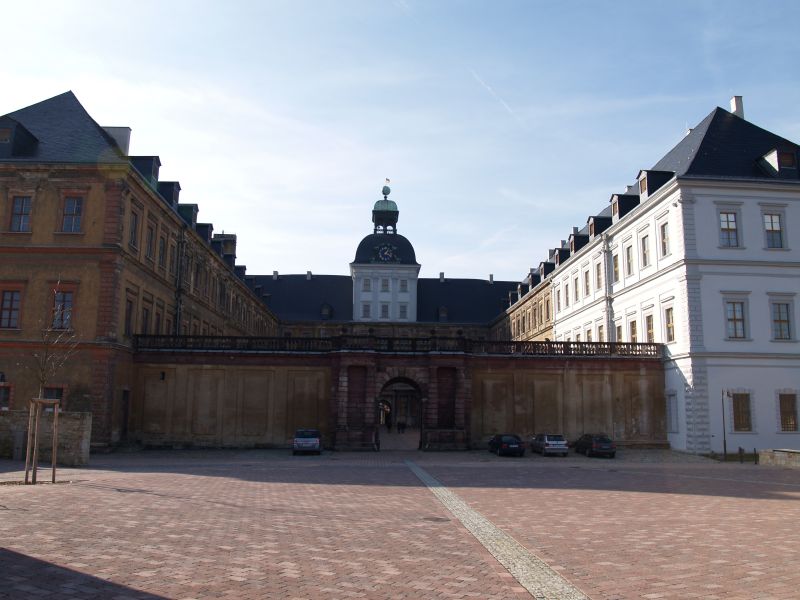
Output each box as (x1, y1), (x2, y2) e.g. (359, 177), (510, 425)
(1, 448), (799, 599)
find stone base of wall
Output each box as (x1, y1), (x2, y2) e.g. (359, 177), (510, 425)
(422, 429), (468, 451)
(759, 449), (800, 468)
(0, 411), (92, 467)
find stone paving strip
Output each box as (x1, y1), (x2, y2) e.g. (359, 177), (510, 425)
(406, 459), (588, 600)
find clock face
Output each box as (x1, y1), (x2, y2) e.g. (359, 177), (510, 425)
(377, 244), (397, 262)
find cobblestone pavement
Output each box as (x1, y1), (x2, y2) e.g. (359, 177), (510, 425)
(1, 449), (799, 599)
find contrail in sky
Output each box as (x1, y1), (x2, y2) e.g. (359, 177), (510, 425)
(470, 69), (524, 125)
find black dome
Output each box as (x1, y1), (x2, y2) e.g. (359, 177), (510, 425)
(353, 233), (418, 265)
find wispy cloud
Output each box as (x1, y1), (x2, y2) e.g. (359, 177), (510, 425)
(470, 69), (524, 126)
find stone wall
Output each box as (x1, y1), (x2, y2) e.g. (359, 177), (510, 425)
(0, 410), (92, 466)
(759, 449), (800, 468)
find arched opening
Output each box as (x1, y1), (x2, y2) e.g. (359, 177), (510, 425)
(376, 377), (423, 450)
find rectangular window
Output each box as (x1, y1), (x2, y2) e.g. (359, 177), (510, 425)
(597, 324), (604, 342)
(141, 307), (150, 335)
(154, 312), (162, 335)
(719, 211), (739, 247)
(399, 304), (408, 319)
(764, 213), (784, 249)
(564, 284), (570, 307)
(666, 393), (679, 433)
(61, 196), (83, 232)
(575, 333), (581, 342)
(381, 278), (390, 292)
(595, 263), (602, 290)
(145, 225), (155, 259)
(362, 303), (371, 318)
(158, 237), (166, 268)
(0, 385), (9, 410)
(0, 291), (21, 328)
(124, 299), (134, 336)
(399, 279), (408, 293)
(625, 245), (634, 276)
(665, 307), (675, 342)
(640, 235), (650, 268)
(362, 278), (371, 292)
(612, 254), (619, 282)
(573, 277), (579, 302)
(11, 196), (32, 232)
(726, 301), (746, 339)
(556, 290), (561, 312)
(615, 324), (623, 342)
(645, 314), (654, 343)
(380, 303), (389, 319)
(545, 299), (551, 320)
(660, 222), (670, 256)
(52, 291), (73, 329)
(639, 176), (648, 195)
(780, 393), (798, 432)
(585, 330), (592, 342)
(169, 245), (177, 275)
(629, 320), (637, 343)
(43, 387), (63, 401)
(129, 212), (140, 248)
(732, 393), (752, 432)
(771, 302), (791, 340)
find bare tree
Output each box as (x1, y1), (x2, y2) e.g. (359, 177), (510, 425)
(23, 283), (80, 484)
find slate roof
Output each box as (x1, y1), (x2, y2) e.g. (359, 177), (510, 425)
(248, 275), (353, 322)
(247, 274), (518, 325)
(652, 107), (799, 179)
(1, 91), (125, 164)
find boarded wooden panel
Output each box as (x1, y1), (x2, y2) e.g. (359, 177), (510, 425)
(142, 373), (168, 434)
(191, 369), (224, 437)
(533, 376), (561, 435)
(240, 371), (273, 437)
(288, 370), (326, 432)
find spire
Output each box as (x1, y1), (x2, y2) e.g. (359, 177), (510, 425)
(372, 178), (399, 234)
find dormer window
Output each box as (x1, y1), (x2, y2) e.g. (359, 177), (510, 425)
(612, 201), (618, 216)
(779, 151), (797, 169)
(0, 128), (10, 143)
(639, 176), (648, 195)
(589, 222), (595, 236)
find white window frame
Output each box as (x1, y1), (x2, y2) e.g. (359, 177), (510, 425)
(717, 204), (743, 249)
(663, 305), (675, 344)
(722, 293), (750, 341)
(362, 278), (371, 292)
(761, 205), (788, 250)
(361, 303), (371, 318)
(659, 221), (670, 257)
(768, 293), (795, 342)
(640, 235), (650, 268)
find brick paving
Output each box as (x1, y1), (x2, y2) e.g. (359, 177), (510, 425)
(1, 449), (799, 599)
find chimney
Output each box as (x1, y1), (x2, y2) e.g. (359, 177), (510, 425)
(439, 272), (445, 283)
(272, 270), (279, 280)
(103, 126), (131, 155)
(306, 271), (312, 280)
(489, 274), (494, 284)
(730, 96), (744, 119)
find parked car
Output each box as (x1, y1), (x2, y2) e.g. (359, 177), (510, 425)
(292, 428), (322, 455)
(488, 434), (526, 457)
(575, 433), (616, 458)
(530, 433), (569, 456)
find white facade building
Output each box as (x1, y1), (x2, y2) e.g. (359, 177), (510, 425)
(549, 98), (800, 453)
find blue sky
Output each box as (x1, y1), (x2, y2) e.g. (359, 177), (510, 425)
(4, 0), (800, 280)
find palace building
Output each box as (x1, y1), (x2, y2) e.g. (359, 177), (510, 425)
(2, 91), (796, 453)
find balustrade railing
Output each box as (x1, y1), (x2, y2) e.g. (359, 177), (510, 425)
(134, 335), (662, 358)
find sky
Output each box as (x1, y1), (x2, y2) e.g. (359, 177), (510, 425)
(4, 0), (800, 281)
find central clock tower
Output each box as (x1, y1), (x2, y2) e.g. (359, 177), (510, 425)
(351, 185), (420, 322)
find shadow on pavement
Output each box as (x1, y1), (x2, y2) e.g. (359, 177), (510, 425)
(0, 548), (166, 599)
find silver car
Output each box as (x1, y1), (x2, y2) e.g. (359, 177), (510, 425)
(292, 428), (322, 455)
(530, 433), (569, 457)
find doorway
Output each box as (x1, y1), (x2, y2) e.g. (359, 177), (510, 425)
(377, 378), (422, 450)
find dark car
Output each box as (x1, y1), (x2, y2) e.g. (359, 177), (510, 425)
(575, 433), (616, 458)
(530, 433), (569, 456)
(488, 434), (526, 457)
(292, 428), (322, 455)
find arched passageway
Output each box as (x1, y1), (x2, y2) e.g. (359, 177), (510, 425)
(376, 377), (422, 450)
